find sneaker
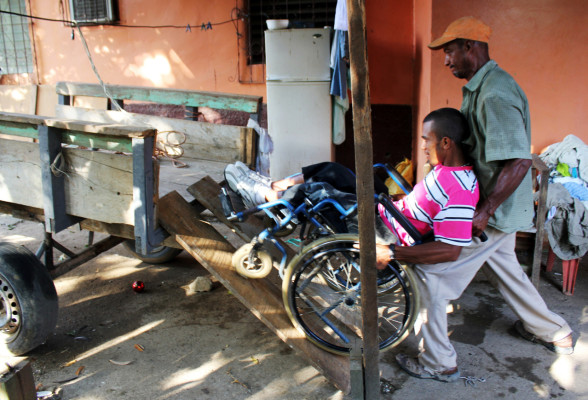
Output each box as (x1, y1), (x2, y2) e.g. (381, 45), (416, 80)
(224, 164), (267, 208)
(234, 161), (272, 188)
(396, 353), (460, 383)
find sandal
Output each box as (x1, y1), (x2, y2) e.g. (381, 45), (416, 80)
(396, 353), (460, 383)
(514, 320), (573, 355)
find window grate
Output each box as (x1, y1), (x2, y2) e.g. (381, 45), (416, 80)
(245, 0), (337, 65)
(0, 0), (33, 75)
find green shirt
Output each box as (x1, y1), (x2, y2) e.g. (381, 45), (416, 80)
(461, 60), (534, 233)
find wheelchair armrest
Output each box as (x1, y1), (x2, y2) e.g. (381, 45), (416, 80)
(373, 163), (413, 195)
(377, 193), (425, 244)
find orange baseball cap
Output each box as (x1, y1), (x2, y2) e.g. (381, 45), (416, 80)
(428, 16), (491, 49)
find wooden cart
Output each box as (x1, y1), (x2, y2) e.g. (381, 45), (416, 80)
(0, 83), (350, 392)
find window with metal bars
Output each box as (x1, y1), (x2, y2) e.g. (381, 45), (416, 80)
(69, 0), (117, 25)
(0, 0), (33, 75)
(245, 0), (337, 65)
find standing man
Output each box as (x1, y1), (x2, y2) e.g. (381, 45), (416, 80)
(395, 16), (573, 383)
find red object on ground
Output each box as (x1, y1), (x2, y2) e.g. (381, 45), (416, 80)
(546, 248), (581, 296)
(132, 281), (145, 293)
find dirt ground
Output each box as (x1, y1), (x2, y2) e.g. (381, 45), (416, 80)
(1, 210), (587, 400)
(0, 213), (344, 399)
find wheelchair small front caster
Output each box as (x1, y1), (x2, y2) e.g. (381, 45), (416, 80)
(232, 243), (273, 279)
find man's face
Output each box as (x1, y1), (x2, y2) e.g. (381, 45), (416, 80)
(443, 41), (472, 80)
(421, 121), (444, 166)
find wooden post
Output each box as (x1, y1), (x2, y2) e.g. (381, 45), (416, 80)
(0, 359), (36, 400)
(346, 0), (379, 398)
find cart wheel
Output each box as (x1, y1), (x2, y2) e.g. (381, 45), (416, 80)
(0, 242), (58, 356)
(232, 244), (273, 279)
(123, 240), (182, 264)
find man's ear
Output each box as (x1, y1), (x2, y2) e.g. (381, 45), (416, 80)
(441, 136), (451, 148)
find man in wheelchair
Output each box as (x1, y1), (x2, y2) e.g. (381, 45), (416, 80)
(225, 108), (480, 380)
(225, 107), (478, 252)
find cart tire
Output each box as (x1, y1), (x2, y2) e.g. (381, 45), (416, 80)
(0, 242), (58, 356)
(123, 240), (182, 264)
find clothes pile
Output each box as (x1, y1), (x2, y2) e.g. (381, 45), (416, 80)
(539, 134), (588, 260)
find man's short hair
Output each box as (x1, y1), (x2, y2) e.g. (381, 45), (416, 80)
(423, 108), (470, 144)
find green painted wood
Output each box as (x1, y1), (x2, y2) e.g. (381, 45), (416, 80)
(56, 82), (262, 113)
(0, 120), (38, 139)
(0, 112), (46, 139)
(61, 131), (133, 153)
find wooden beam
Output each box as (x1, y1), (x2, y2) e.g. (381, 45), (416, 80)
(49, 235), (125, 279)
(157, 190), (350, 393)
(46, 119), (155, 139)
(55, 82), (263, 114)
(347, 0), (379, 397)
(38, 125), (82, 233)
(55, 105), (255, 163)
(0, 358), (36, 400)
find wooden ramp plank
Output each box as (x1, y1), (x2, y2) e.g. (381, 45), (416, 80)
(187, 176), (298, 259)
(158, 190), (350, 393)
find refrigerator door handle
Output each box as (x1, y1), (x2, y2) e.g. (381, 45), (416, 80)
(312, 34), (322, 38)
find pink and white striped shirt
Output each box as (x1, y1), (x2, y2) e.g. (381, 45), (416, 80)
(378, 164), (479, 247)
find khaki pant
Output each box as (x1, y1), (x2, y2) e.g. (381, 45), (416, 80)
(413, 227), (572, 373)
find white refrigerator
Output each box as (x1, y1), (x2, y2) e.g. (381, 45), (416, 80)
(265, 28), (333, 180)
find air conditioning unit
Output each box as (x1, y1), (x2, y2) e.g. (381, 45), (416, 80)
(69, 0), (117, 25)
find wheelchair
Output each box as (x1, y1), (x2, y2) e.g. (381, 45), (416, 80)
(221, 163), (421, 355)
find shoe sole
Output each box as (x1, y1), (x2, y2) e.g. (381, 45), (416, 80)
(514, 320), (574, 355)
(224, 165), (255, 208)
(396, 354), (460, 383)
(224, 165), (241, 193)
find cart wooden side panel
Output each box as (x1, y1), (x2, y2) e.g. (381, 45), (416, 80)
(0, 138), (134, 224)
(0, 111), (161, 254)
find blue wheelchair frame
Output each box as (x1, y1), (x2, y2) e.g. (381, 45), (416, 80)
(221, 162), (416, 278)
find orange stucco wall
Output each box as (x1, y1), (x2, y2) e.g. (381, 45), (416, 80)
(30, 1), (265, 97)
(28, 0), (415, 106)
(429, 0), (588, 154)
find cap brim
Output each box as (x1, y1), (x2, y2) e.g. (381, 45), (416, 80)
(428, 36), (456, 50)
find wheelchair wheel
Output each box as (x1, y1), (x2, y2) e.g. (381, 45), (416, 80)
(232, 243), (273, 279)
(282, 234), (419, 355)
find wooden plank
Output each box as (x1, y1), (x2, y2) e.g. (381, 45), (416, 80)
(0, 85), (37, 114)
(0, 139), (135, 224)
(36, 84), (58, 117)
(0, 358), (36, 400)
(0, 111), (46, 125)
(0, 139), (44, 209)
(56, 105), (254, 163)
(348, 0), (379, 396)
(38, 125), (82, 233)
(157, 190), (350, 393)
(186, 176), (298, 262)
(60, 131), (133, 153)
(0, 111), (45, 139)
(62, 148), (135, 224)
(0, 201), (44, 223)
(46, 118), (155, 139)
(187, 176), (259, 243)
(79, 219), (180, 248)
(56, 82), (263, 113)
